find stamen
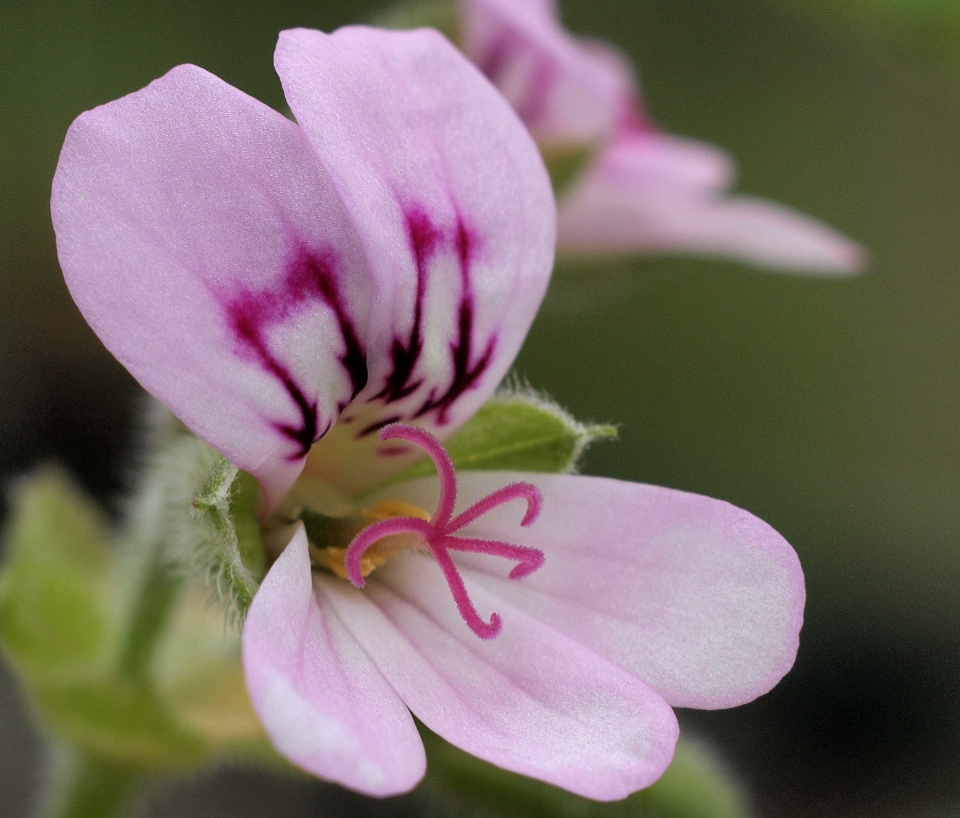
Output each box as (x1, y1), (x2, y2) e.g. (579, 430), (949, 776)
(363, 499), (432, 523)
(344, 423), (545, 639)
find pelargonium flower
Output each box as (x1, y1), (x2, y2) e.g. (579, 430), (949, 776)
(458, 0), (864, 273)
(52, 24), (804, 801)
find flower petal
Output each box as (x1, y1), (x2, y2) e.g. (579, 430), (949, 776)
(275, 27), (555, 496)
(52, 64), (374, 509)
(242, 526), (425, 795)
(379, 473), (805, 709)
(558, 131), (865, 273)
(322, 553), (678, 801)
(458, 0), (630, 148)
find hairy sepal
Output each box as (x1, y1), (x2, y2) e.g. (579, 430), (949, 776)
(156, 435), (265, 621)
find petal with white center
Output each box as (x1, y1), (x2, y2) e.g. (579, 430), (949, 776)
(275, 27), (555, 495)
(323, 554), (678, 801)
(52, 64), (373, 509)
(379, 472), (805, 710)
(242, 527), (425, 795)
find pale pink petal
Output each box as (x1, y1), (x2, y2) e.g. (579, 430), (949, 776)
(377, 473), (805, 710)
(458, 0), (631, 148)
(242, 527), (425, 795)
(558, 131), (865, 273)
(52, 64), (374, 509)
(599, 131), (736, 192)
(275, 27), (555, 495)
(323, 554), (678, 801)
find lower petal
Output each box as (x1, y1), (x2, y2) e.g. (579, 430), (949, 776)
(242, 527), (425, 796)
(322, 553), (678, 801)
(379, 473), (805, 711)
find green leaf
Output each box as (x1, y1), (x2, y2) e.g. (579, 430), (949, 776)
(32, 675), (206, 769)
(419, 729), (751, 818)
(393, 387), (616, 482)
(373, 0), (459, 42)
(0, 469), (114, 672)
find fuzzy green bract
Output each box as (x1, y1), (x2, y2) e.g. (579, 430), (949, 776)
(188, 448), (265, 619)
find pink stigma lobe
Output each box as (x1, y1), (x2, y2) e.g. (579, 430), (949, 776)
(343, 424), (545, 639)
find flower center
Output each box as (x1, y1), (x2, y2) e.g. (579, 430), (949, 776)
(342, 423), (545, 640)
(312, 499), (431, 580)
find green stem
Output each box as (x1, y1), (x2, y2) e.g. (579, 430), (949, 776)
(40, 750), (143, 818)
(115, 550), (184, 681)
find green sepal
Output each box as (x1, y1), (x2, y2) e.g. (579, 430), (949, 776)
(158, 436), (265, 620)
(394, 386), (616, 482)
(373, 0), (460, 42)
(419, 728), (751, 818)
(0, 468), (115, 674)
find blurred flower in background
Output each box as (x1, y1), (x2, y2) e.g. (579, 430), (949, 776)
(457, 0), (865, 272)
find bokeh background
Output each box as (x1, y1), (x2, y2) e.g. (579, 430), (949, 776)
(2, 0), (959, 815)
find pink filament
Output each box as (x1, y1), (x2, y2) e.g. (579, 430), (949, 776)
(344, 423), (545, 639)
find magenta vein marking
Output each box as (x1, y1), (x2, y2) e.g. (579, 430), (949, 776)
(226, 245), (368, 459)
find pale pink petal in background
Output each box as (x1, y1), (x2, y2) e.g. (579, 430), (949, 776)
(458, 0), (629, 148)
(558, 131), (866, 273)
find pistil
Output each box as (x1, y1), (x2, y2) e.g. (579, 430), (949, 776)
(344, 423), (545, 639)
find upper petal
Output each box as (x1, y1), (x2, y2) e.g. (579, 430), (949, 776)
(52, 64), (374, 509)
(558, 131), (865, 273)
(275, 27), (555, 495)
(458, 0), (632, 148)
(242, 526), (425, 795)
(322, 554), (678, 801)
(380, 472), (805, 710)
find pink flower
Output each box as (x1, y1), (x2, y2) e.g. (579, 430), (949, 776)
(52, 25), (804, 801)
(459, 0), (865, 273)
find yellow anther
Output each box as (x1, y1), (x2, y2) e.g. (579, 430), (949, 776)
(362, 499), (432, 523)
(312, 500), (431, 579)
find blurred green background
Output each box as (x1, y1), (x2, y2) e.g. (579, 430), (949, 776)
(2, 0), (959, 815)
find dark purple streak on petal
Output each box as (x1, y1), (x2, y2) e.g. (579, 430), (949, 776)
(415, 215), (495, 425)
(225, 246), (368, 459)
(371, 207), (441, 404)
